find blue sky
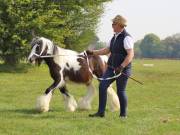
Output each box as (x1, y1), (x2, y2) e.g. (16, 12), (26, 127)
(96, 0), (180, 42)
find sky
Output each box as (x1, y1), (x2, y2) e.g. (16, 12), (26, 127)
(96, 0), (180, 42)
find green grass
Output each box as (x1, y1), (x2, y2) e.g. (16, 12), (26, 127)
(0, 59), (180, 135)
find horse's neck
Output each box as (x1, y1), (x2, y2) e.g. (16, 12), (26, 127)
(43, 45), (57, 68)
(55, 46), (78, 56)
(44, 57), (56, 70)
(45, 46), (79, 69)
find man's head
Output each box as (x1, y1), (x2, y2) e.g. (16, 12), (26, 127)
(112, 15), (127, 33)
(112, 15), (127, 27)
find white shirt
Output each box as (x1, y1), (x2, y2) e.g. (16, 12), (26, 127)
(107, 32), (134, 49)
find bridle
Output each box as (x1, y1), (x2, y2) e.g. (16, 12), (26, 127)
(31, 44), (78, 58)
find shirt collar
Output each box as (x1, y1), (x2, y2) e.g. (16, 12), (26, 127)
(114, 29), (124, 37)
(114, 32), (121, 37)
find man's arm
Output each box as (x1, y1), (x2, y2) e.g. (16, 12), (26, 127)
(93, 47), (110, 55)
(121, 49), (134, 68)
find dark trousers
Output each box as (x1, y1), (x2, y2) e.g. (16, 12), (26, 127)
(98, 67), (131, 116)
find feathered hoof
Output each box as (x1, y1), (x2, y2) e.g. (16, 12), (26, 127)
(78, 98), (91, 110)
(36, 94), (51, 113)
(107, 87), (120, 112)
(64, 95), (78, 112)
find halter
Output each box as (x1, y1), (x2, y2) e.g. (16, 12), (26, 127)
(33, 53), (72, 58)
(32, 44), (78, 58)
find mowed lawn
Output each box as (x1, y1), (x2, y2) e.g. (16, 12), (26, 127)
(0, 59), (179, 135)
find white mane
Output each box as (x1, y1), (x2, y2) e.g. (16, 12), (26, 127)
(54, 47), (81, 71)
(40, 37), (54, 55)
(40, 37), (81, 71)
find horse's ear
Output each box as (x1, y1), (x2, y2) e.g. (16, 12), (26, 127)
(30, 37), (41, 46)
(31, 29), (36, 38)
(31, 30), (41, 46)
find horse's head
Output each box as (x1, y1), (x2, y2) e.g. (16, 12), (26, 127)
(28, 37), (54, 65)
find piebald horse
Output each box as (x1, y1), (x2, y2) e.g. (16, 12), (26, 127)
(28, 37), (119, 112)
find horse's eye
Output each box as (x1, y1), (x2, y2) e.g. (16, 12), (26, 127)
(36, 45), (40, 53)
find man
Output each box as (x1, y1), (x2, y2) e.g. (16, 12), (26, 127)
(87, 15), (134, 118)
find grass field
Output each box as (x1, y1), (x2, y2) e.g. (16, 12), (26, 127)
(0, 59), (180, 135)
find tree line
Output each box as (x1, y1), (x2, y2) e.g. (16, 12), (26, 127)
(92, 33), (180, 59)
(0, 0), (111, 65)
(1, 0), (179, 65)
(134, 33), (180, 59)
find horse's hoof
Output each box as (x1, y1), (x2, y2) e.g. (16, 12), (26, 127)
(36, 95), (51, 113)
(78, 98), (91, 110)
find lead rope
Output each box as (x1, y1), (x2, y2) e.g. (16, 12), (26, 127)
(83, 51), (143, 85)
(33, 50), (142, 84)
(83, 51), (122, 81)
(34, 51), (121, 80)
(33, 53), (78, 58)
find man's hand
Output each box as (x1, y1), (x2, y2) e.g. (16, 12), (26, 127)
(86, 50), (94, 55)
(115, 65), (124, 75)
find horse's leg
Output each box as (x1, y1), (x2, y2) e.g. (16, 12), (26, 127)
(59, 86), (77, 112)
(78, 82), (96, 110)
(36, 79), (62, 113)
(107, 85), (120, 112)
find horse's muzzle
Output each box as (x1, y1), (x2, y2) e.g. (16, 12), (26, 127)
(28, 56), (36, 64)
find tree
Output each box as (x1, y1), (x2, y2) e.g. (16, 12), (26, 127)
(0, 0), (63, 65)
(161, 33), (180, 58)
(0, 0), (111, 65)
(139, 33), (161, 58)
(134, 40), (142, 58)
(60, 0), (110, 51)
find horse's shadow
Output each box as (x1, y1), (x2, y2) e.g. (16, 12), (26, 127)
(1, 108), (97, 120)
(0, 108), (39, 115)
(10, 108), (58, 115)
(12, 108), (39, 115)
(0, 108), (58, 119)
(3, 109), (86, 119)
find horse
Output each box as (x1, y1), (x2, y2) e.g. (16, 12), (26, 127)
(28, 37), (120, 112)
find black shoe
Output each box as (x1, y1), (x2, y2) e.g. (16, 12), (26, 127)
(89, 112), (104, 118)
(120, 115), (127, 120)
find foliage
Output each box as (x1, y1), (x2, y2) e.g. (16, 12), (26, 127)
(89, 39), (107, 50)
(0, 0), (111, 65)
(135, 33), (180, 58)
(93, 41), (107, 50)
(134, 40), (142, 58)
(139, 33), (161, 58)
(0, 59), (180, 135)
(161, 33), (180, 58)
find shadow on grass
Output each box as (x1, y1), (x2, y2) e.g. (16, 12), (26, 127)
(12, 108), (58, 115)
(12, 108), (40, 115)
(0, 108), (94, 120)
(0, 63), (33, 73)
(11, 108), (90, 119)
(0, 108), (39, 115)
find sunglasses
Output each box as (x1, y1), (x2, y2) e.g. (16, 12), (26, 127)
(112, 23), (117, 26)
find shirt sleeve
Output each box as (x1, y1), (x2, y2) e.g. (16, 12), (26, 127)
(107, 40), (111, 48)
(123, 36), (134, 49)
